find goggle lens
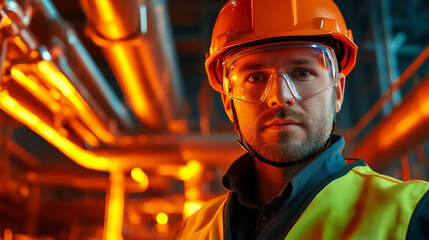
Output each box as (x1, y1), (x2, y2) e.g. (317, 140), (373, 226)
(222, 42), (338, 103)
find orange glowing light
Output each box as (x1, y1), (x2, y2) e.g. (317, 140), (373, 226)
(30, 50), (39, 59)
(185, 188), (200, 200)
(156, 212), (169, 225)
(184, 201), (202, 218)
(10, 68), (61, 113)
(396, 112), (421, 136)
(37, 124), (56, 140)
(0, 17), (12, 29)
(105, 171), (125, 240)
(14, 36), (29, 53)
(94, 0), (121, 38)
(38, 61), (72, 96)
(155, 222), (169, 234)
(379, 111), (421, 149)
(179, 160), (202, 181)
(131, 168), (149, 190)
(0, 92), (110, 170)
(36, 61), (115, 144)
(20, 185), (29, 198)
(421, 93), (429, 116)
(4, 228), (13, 240)
(69, 119), (100, 148)
(15, 108), (38, 125)
(156, 164), (180, 177)
(128, 211), (141, 225)
(1, 96), (16, 108)
(111, 45), (150, 123)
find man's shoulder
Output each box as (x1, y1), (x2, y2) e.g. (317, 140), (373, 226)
(350, 165), (429, 188)
(188, 192), (230, 222)
(342, 164), (429, 202)
(177, 193), (230, 239)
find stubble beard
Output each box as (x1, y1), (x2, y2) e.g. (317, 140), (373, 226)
(240, 92), (336, 164)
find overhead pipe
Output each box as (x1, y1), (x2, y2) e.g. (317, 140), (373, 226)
(29, 0), (136, 132)
(79, 0), (185, 131)
(350, 73), (429, 171)
(345, 45), (429, 145)
(1, 0), (139, 146)
(0, 91), (243, 171)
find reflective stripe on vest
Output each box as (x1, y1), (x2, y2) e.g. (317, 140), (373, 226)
(178, 165), (429, 240)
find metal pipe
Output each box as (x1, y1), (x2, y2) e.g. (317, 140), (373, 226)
(80, 0), (185, 130)
(104, 169), (125, 240)
(345, 44), (429, 146)
(32, 0), (136, 131)
(350, 73), (429, 171)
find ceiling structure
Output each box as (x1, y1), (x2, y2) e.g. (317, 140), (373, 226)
(0, 0), (428, 239)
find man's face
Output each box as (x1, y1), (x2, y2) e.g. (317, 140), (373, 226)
(222, 45), (345, 164)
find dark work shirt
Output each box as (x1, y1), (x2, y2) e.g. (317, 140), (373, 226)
(221, 135), (429, 240)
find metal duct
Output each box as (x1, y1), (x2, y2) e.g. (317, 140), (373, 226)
(79, 0), (185, 131)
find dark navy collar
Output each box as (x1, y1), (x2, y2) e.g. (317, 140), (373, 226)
(221, 134), (347, 209)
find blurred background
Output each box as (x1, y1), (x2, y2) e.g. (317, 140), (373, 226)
(0, 0), (428, 239)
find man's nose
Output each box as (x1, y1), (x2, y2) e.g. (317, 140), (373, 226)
(266, 74), (296, 108)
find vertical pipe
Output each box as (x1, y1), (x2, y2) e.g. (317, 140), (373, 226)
(380, 0), (402, 105)
(369, 0), (392, 115)
(104, 169), (125, 240)
(25, 183), (40, 235)
(0, 120), (12, 193)
(401, 154), (411, 181)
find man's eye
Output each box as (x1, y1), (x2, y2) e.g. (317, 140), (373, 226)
(246, 72), (268, 82)
(291, 69), (316, 80)
(295, 69), (312, 77)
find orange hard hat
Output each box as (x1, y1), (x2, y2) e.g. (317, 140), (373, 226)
(205, 0), (358, 93)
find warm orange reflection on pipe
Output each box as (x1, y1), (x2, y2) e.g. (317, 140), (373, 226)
(111, 45), (150, 124)
(10, 68), (61, 113)
(105, 170), (124, 240)
(36, 61), (115, 144)
(0, 17), (12, 29)
(378, 79), (429, 150)
(13, 36), (29, 53)
(421, 93), (429, 115)
(93, 0), (121, 38)
(0, 92), (110, 170)
(69, 119), (100, 148)
(379, 111), (421, 149)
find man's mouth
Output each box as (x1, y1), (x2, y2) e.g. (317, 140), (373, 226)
(265, 119), (301, 131)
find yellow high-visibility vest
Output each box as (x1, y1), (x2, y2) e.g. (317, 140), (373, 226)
(178, 165), (429, 240)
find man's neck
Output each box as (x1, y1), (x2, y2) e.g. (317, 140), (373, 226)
(252, 155), (318, 207)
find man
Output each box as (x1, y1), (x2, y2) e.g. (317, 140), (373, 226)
(178, 0), (429, 239)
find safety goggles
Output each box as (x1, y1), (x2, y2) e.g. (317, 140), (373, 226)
(222, 42), (338, 103)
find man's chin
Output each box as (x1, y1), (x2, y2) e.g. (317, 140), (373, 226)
(261, 130), (306, 144)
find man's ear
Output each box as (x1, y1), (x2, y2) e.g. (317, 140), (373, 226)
(221, 93), (234, 122)
(335, 73), (346, 113)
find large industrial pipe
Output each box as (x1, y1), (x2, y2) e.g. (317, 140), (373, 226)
(79, 0), (185, 131)
(30, 0), (136, 132)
